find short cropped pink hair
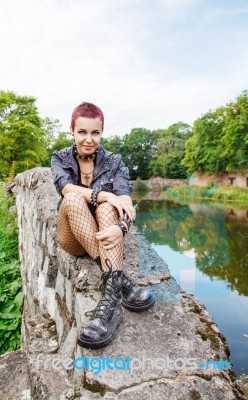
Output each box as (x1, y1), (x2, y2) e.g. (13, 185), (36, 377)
(71, 102), (104, 130)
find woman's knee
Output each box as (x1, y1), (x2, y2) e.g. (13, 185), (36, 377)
(96, 201), (118, 218)
(62, 191), (87, 210)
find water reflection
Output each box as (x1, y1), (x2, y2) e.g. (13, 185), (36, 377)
(134, 197), (248, 375)
(135, 200), (248, 297)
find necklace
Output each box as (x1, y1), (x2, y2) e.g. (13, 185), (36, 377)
(73, 145), (98, 161)
(80, 169), (94, 181)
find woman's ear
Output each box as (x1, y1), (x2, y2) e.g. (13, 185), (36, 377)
(70, 126), (74, 137)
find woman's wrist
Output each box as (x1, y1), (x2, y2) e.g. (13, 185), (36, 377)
(98, 190), (114, 203)
(97, 191), (113, 203)
(90, 188), (101, 206)
(117, 212), (132, 236)
(116, 221), (128, 237)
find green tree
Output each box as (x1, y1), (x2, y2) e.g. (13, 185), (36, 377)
(42, 117), (62, 151)
(101, 135), (125, 155)
(182, 111), (224, 174)
(182, 91), (248, 174)
(122, 128), (159, 179)
(149, 122), (191, 178)
(0, 91), (48, 179)
(219, 91), (248, 172)
(43, 131), (74, 167)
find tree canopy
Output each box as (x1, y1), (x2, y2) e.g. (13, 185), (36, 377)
(0, 89), (247, 181)
(0, 91), (48, 179)
(182, 91), (248, 174)
(148, 122), (191, 178)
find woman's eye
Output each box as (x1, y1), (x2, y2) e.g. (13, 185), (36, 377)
(78, 131), (100, 135)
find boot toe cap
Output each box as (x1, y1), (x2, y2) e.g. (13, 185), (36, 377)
(122, 288), (155, 311)
(79, 320), (106, 341)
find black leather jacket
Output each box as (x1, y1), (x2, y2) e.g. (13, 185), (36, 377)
(51, 144), (132, 210)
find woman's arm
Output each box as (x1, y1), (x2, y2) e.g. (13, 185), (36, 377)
(117, 194), (133, 204)
(62, 184), (135, 221)
(62, 183), (106, 203)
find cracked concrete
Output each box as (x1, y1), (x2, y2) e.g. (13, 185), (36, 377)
(1, 168), (247, 400)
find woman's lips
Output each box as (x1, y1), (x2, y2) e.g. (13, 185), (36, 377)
(83, 146), (93, 149)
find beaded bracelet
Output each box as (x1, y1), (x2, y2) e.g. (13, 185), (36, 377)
(90, 189), (101, 207)
(90, 189), (95, 205)
(94, 189), (101, 206)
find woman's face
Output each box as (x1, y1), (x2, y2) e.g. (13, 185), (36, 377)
(71, 117), (103, 157)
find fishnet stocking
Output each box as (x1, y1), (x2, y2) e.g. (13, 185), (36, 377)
(56, 192), (124, 271)
(96, 202), (124, 271)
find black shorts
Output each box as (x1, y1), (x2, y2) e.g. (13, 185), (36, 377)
(88, 203), (97, 219)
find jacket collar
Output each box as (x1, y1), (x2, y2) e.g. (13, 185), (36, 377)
(62, 145), (113, 175)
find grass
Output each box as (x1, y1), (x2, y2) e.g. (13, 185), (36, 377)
(164, 184), (248, 205)
(0, 185), (22, 355)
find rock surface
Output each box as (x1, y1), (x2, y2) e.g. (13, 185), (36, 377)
(0, 167), (247, 400)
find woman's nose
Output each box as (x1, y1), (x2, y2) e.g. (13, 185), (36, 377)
(85, 133), (92, 143)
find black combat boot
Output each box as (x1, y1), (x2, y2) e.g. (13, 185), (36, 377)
(78, 259), (123, 349)
(121, 272), (155, 312)
(94, 257), (155, 312)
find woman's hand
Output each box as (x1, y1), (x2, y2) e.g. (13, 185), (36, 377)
(95, 224), (123, 250)
(104, 193), (136, 221)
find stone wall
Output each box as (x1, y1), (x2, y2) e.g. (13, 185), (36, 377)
(131, 176), (186, 191)
(131, 171), (248, 190)
(0, 168), (247, 400)
(191, 170), (248, 188)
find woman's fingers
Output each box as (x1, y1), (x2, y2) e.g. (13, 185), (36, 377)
(105, 193), (136, 221)
(115, 203), (124, 219)
(96, 224), (123, 250)
(119, 205), (135, 222)
(123, 205), (136, 221)
(101, 243), (114, 250)
(100, 240), (118, 249)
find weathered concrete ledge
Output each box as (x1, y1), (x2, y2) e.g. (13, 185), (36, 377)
(0, 168), (247, 400)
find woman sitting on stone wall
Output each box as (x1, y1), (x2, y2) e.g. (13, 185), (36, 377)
(51, 102), (154, 349)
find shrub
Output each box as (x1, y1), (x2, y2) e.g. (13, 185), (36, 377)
(0, 186), (22, 354)
(135, 177), (150, 192)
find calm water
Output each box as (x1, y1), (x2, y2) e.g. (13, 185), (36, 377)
(134, 194), (248, 377)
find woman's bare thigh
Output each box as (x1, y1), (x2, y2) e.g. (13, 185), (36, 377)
(56, 203), (86, 256)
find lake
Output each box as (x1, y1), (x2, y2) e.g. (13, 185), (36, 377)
(133, 192), (248, 377)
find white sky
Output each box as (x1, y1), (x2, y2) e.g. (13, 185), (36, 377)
(1, 0), (248, 136)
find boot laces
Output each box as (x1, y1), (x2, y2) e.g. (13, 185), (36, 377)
(94, 259), (118, 323)
(99, 259), (112, 291)
(123, 272), (139, 290)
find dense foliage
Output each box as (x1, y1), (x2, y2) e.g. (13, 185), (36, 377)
(148, 122), (191, 178)
(0, 91), (47, 179)
(0, 91), (68, 179)
(182, 91), (248, 173)
(102, 123), (191, 179)
(0, 186), (22, 354)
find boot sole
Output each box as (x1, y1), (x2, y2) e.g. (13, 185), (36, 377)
(77, 311), (123, 349)
(122, 298), (155, 312)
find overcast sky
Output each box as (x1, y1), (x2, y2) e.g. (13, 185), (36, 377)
(1, 0), (247, 137)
